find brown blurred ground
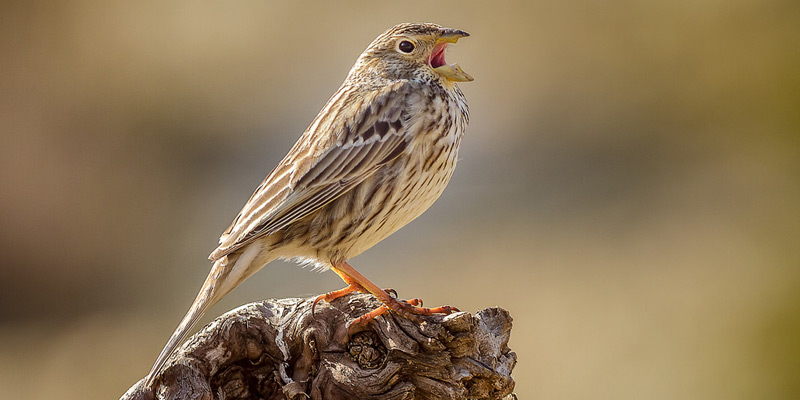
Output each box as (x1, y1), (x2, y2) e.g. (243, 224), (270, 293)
(1, 1), (798, 399)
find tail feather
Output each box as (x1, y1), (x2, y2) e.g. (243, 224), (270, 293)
(144, 242), (269, 387)
(143, 256), (231, 386)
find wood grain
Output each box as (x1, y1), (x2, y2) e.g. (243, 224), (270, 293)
(122, 293), (516, 400)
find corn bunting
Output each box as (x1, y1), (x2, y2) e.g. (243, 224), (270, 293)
(146, 22), (472, 386)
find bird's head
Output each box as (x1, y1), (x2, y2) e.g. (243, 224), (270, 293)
(350, 23), (473, 85)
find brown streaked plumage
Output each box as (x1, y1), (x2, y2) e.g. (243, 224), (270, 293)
(145, 22), (472, 387)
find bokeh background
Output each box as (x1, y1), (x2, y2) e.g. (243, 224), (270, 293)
(1, 1), (798, 399)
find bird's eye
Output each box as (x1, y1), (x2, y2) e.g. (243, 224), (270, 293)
(397, 40), (415, 53)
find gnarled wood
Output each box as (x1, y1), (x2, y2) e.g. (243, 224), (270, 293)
(122, 293), (516, 400)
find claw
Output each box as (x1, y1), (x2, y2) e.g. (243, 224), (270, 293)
(346, 296), (458, 334)
(311, 296), (323, 318)
(347, 304), (391, 334)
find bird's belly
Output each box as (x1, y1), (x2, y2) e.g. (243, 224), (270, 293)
(341, 144), (458, 259)
(268, 147), (457, 266)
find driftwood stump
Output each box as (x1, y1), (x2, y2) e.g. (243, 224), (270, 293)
(122, 293), (516, 400)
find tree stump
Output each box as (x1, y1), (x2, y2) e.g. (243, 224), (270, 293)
(121, 293), (516, 400)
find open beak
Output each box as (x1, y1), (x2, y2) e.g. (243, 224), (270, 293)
(430, 29), (473, 82)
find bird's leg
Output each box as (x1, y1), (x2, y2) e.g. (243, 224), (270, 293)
(331, 261), (459, 331)
(312, 265), (399, 316)
(312, 270), (364, 316)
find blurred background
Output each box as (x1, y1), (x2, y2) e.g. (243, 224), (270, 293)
(1, 1), (798, 399)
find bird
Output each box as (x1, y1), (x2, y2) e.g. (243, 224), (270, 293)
(144, 22), (473, 387)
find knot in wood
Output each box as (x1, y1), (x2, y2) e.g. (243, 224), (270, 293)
(347, 331), (386, 369)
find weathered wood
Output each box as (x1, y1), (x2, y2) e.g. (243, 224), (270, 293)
(122, 293), (516, 400)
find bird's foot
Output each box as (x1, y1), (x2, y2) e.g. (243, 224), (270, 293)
(347, 297), (459, 334)
(313, 284), (398, 316)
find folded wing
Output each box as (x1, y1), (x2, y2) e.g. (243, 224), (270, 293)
(209, 81), (413, 260)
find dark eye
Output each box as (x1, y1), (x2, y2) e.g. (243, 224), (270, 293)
(398, 40), (415, 53)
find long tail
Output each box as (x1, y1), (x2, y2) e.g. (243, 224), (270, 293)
(144, 245), (264, 386)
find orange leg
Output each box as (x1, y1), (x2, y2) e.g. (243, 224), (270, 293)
(312, 266), (398, 316)
(312, 268), (365, 316)
(331, 261), (459, 331)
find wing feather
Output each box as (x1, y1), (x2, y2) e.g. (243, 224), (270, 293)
(209, 81), (413, 260)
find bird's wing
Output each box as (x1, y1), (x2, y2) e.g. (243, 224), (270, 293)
(209, 81), (414, 260)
